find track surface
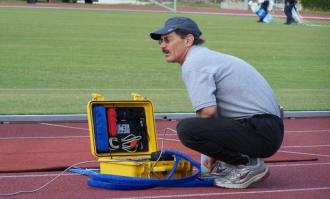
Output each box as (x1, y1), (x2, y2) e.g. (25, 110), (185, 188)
(0, 117), (330, 199)
(0, 2), (330, 21)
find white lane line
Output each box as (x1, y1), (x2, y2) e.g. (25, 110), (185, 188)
(6, 136), (329, 150)
(1, 162), (330, 179)
(286, 129), (330, 133)
(2, 4), (329, 21)
(279, 150), (330, 158)
(0, 136), (88, 140)
(156, 136), (330, 150)
(0, 88), (185, 91)
(269, 162), (330, 168)
(41, 123), (330, 134)
(156, 129), (330, 134)
(37, 121), (330, 134)
(3, 124), (330, 151)
(158, 139), (330, 149)
(158, 138), (330, 151)
(282, 144), (330, 148)
(0, 173), (78, 179)
(40, 123), (88, 131)
(112, 187), (330, 199)
(1, 134), (328, 153)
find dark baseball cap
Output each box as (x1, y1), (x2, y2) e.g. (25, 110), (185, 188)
(150, 16), (202, 40)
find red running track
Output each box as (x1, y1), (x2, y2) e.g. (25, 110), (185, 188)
(0, 117), (330, 199)
(1, 2), (330, 21)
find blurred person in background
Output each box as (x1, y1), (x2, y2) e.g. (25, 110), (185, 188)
(248, 0), (274, 23)
(284, 0), (297, 24)
(257, 0), (273, 22)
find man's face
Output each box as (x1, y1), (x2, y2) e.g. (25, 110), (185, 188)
(159, 32), (190, 65)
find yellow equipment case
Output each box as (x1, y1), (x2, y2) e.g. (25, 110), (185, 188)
(86, 93), (192, 179)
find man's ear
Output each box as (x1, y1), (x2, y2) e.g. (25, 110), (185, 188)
(185, 34), (195, 47)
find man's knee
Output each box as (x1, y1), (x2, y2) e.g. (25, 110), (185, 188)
(176, 119), (189, 139)
(176, 118), (198, 143)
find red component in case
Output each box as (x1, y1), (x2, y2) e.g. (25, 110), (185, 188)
(107, 108), (117, 137)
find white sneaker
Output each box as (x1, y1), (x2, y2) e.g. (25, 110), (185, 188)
(214, 158), (269, 189)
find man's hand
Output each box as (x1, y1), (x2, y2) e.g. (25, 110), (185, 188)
(196, 106), (217, 118)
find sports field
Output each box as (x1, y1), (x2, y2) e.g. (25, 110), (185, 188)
(0, 5), (329, 114)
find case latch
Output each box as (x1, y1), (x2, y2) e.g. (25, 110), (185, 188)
(131, 93), (145, 101)
(91, 93), (106, 101)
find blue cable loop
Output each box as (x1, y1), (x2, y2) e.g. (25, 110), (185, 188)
(70, 149), (214, 190)
(166, 156), (181, 179)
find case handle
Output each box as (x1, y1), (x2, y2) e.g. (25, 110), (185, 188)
(91, 93), (106, 101)
(131, 93), (145, 101)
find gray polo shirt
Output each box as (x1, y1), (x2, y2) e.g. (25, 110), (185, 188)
(181, 45), (280, 119)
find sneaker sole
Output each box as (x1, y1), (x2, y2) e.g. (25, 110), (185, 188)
(200, 173), (217, 179)
(214, 168), (269, 189)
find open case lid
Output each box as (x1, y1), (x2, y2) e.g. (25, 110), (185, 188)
(86, 93), (158, 158)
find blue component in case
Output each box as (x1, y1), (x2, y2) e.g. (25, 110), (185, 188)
(93, 105), (109, 153)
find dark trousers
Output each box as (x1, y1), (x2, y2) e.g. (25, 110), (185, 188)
(284, 4), (295, 23)
(176, 114), (284, 165)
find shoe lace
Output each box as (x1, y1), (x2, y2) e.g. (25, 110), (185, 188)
(211, 161), (234, 175)
(225, 166), (250, 181)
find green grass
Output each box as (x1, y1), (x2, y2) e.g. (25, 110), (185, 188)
(0, 7), (329, 114)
